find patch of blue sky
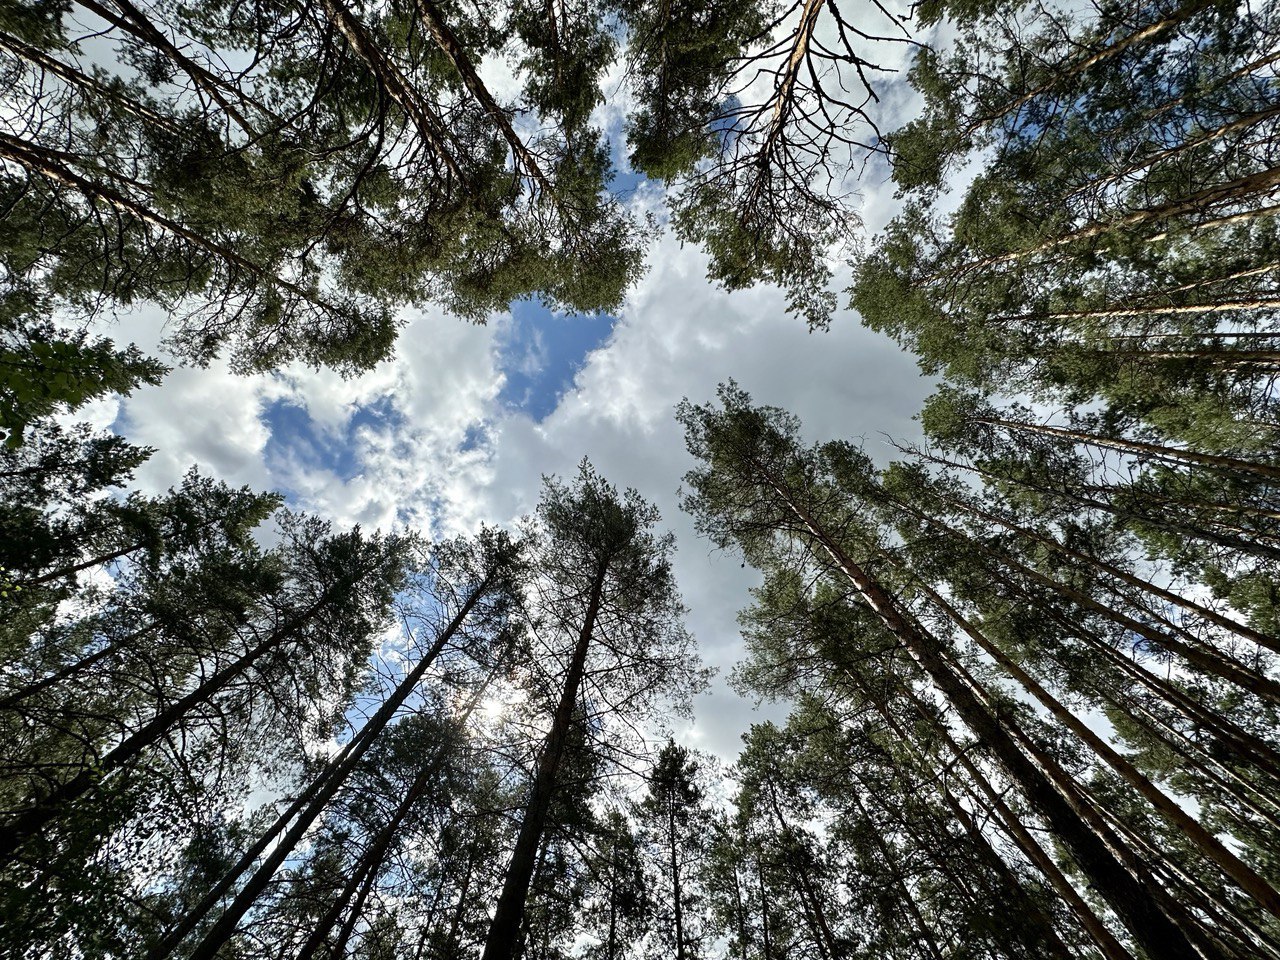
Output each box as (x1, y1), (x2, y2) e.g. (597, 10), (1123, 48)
(495, 297), (618, 422)
(261, 394), (402, 490)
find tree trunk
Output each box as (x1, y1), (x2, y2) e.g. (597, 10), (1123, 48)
(670, 792), (686, 960)
(317, 0), (466, 184)
(941, 493), (1280, 655)
(889, 697), (1135, 960)
(846, 789), (943, 960)
(151, 573), (492, 960)
(761, 466), (1215, 960)
(76, 0), (260, 135)
(976, 414), (1280, 483)
(919, 582), (1280, 918)
(958, 0), (1215, 141)
(0, 577), (356, 860)
(0, 620), (160, 710)
(412, 0), (554, 199)
(480, 563), (607, 960)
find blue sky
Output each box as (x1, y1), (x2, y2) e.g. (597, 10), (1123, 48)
(495, 299), (618, 422)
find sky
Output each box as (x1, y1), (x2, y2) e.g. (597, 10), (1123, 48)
(71, 26), (941, 768)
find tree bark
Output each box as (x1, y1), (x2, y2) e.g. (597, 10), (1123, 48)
(918, 582), (1280, 918)
(975, 415), (1280, 483)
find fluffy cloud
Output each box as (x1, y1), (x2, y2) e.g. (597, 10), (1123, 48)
(102, 208), (933, 765)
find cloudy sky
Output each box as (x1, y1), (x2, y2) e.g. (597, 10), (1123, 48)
(76, 32), (940, 767)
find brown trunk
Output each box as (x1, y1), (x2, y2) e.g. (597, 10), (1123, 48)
(0, 620), (160, 711)
(889, 695), (1134, 960)
(910, 448), (1280, 562)
(880, 485), (1280, 706)
(940, 165), (1280, 281)
(297, 684), (491, 960)
(77, 0), (260, 135)
(1064, 103), (1280, 206)
(976, 414), (1280, 490)
(0, 28), (182, 134)
(1022, 582), (1280, 783)
(760, 466), (1214, 960)
(765, 784), (842, 960)
(918, 583), (1280, 918)
(317, 0), (466, 185)
(0, 132), (339, 314)
(942, 494), (1280, 656)
(846, 789), (944, 960)
(1, 579), (352, 861)
(958, 1), (1214, 141)
(670, 791), (687, 960)
(756, 853), (775, 960)
(412, 0), (554, 200)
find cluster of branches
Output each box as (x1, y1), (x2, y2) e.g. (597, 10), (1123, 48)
(1, 0), (937, 449)
(679, 381), (1280, 960)
(853, 0), (1280, 450)
(0, 420), (707, 959)
(0, 0), (651, 445)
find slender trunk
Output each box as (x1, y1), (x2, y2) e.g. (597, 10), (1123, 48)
(939, 165), (1280, 281)
(0, 132), (339, 315)
(749, 0), (823, 180)
(1063, 102), (1280, 206)
(911, 448), (1280, 562)
(845, 787), (944, 960)
(938, 782), (1076, 960)
(958, 1), (1214, 141)
(1091, 793), (1280, 959)
(606, 841), (618, 960)
(176, 579), (491, 960)
(148, 570), (488, 960)
(317, 0), (466, 185)
(919, 583), (1280, 918)
(480, 564), (607, 960)
(976, 415), (1280, 482)
(756, 853), (774, 960)
(1024, 298), (1280, 324)
(412, 0), (554, 200)
(0, 620), (161, 710)
(0, 580), (351, 860)
(296, 684), (491, 960)
(0, 28), (183, 134)
(881, 485), (1280, 706)
(1110, 685), (1280, 831)
(887, 697), (1135, 960)
(76, 0), (259, 135)
(766, 785), (842, 960)
(1162, 260), (1280, 296)
(1083, 483), (1280, 526)
(21, 541), (150, 587)
(941, 493), (1280, 655)
(1023, 580), (1280, 783)
(670, 794), (686, 960)
(329, 847), (383, 960)
(731, 864), (749, 960)
(760, 466), (1213, 960)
